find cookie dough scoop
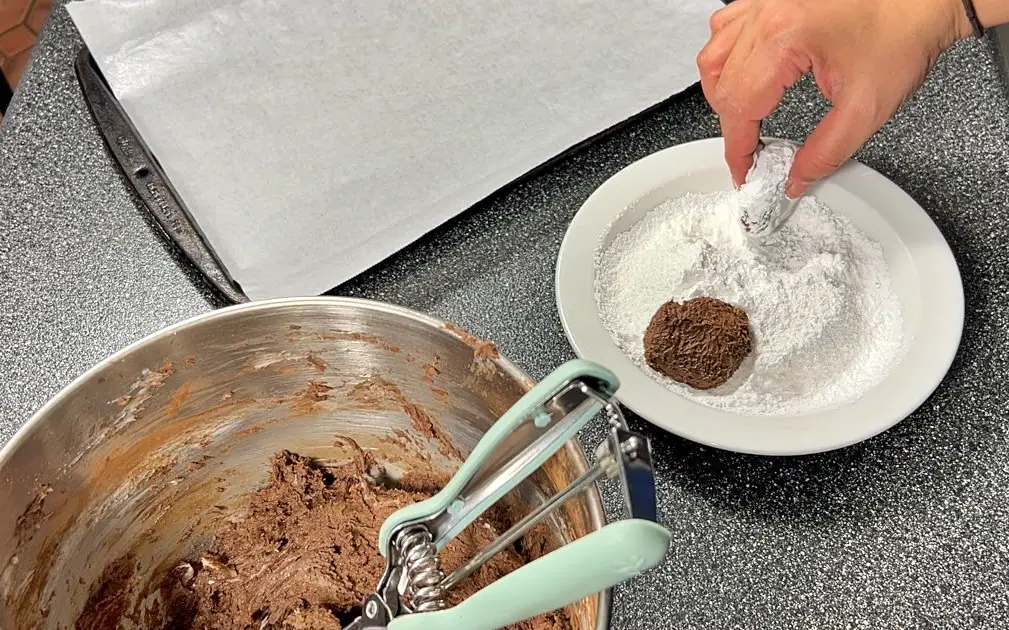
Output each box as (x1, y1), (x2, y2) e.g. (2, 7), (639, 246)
(737, 139), (800, 238)
(347, 360), (672, 630)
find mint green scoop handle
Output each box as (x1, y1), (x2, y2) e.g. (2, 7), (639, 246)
(379, 359), (619, 556)
(387, 519), (671, 630)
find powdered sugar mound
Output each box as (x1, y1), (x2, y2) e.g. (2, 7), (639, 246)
(594, 191), (905, 416)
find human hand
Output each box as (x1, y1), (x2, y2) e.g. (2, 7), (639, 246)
(697, 0), (975, 198)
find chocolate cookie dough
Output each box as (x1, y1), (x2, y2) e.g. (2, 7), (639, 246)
(157, 449), (572, 630)
(643, 297), (752, 390)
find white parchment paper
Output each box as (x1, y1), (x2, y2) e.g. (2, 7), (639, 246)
(69, 0), (716, 299)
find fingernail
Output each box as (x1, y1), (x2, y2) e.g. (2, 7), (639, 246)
(784, 178), (804, 200)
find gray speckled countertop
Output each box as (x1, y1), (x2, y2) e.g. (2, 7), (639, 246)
(4, 3), (1009, 629)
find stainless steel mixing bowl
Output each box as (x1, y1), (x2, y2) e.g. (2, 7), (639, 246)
(0, 297), (608, 629)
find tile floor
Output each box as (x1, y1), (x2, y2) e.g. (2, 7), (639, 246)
(1, 0), (51, 121)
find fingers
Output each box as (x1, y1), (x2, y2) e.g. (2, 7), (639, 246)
(715, 18), (802, 121)
(708, 0), (750, 33)
(697, 14), (746, 103)
(697, 18), (756, 185)
(698, 0), (751, 99)
(698, 0), (808, 187)
(720, 117), (761, 186)
(707, 23), (787, 186)
(786, 98), (882, 198)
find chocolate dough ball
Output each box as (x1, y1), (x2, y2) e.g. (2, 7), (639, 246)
(643, 296), (752, 390)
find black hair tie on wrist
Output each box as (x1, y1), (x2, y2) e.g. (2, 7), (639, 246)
(961, 0), (985, 38)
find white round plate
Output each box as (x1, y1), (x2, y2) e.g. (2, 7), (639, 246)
(556, 138), (964, 456)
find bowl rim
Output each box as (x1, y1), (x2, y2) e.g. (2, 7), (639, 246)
(1, 296), (612, 630)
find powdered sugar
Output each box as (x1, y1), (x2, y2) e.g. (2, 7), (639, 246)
(594, 191), (905, 415)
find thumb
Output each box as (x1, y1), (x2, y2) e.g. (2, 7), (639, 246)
(786, 101), (881, 198)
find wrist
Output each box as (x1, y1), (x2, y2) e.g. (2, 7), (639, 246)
(972, 0), (1009, 29)
(915, 0), (973, 47)
(950, 0), (1009, 40)
(945, 0), (976, 42)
